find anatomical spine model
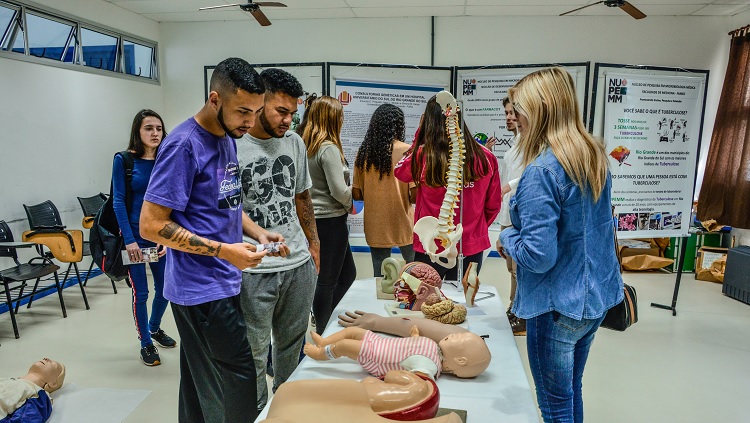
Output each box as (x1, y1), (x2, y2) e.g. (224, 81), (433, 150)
(413, 91), (465, 269)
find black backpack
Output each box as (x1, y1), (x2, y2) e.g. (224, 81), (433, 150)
(90, 151), (134, 281)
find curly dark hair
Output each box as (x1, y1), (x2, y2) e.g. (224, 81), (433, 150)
(354, 104), (406, 180)
(260, 68), (304, 98)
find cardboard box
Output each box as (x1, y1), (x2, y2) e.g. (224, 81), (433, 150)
(619, 239), (661, 258)
(695, 246), (728, 283)
(664, 232), (727, 273)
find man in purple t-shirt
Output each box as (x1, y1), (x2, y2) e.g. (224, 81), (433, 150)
(140, 57), (288, 423)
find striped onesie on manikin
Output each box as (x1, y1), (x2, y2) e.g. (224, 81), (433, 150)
(357, 330), (442, 378)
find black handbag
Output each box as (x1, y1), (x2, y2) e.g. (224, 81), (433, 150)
(602, 206), (638, 331)
(601, 283), (638, 331)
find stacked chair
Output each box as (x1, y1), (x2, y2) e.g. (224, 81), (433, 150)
(22, 200), (90, 311)
(0, 221), (65, 338)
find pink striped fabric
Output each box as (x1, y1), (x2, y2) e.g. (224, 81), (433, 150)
(357, 330), (442, 378)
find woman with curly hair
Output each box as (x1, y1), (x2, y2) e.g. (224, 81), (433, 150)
(394, 95), (501, 280)
(303, 96), (356, 334)
(353, 104), (416, 277)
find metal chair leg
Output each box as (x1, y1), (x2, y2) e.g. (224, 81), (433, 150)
(72, 263), (90, 310)
(3, 281), (20, 339)
(14, 283), (26, 314)
(83, 260), (95, 286)
(54, 272), (67, 318)
(25, 278), (43, 310)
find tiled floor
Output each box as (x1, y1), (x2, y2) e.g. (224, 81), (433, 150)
(1, 253), (748, 422)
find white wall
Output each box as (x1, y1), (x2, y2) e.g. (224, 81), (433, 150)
(0, 0), (161, 259)
(158, 17), (432, 129)
(160, 15), (742, 200)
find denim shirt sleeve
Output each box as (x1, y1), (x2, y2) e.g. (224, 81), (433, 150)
(500, 165), (561, 274)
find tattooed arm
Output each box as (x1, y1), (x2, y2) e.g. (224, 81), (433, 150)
(140, 200), (266, 270)
(294, 189), (320, 274)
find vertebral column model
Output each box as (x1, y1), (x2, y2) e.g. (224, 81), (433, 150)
(413, 91), (465, 269)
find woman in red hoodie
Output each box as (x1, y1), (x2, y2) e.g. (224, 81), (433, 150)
(394, 95), (501, 280)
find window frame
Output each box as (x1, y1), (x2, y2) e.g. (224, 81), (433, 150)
(0, 0), (21, 50)
(0, 0), (159, 85)
(24, 9), (77, 61)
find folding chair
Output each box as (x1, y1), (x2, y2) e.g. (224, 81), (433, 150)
(22, 201), (90, 310)
(77, 193), (117, 293)
(0, 220), (65, 339)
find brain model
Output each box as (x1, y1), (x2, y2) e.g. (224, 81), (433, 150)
(393, 262), (443, 311)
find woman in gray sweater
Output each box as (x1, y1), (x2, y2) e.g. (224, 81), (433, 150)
(302, 96), (356, 334)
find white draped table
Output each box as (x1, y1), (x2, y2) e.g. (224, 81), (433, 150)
(256, 278), (539, 422)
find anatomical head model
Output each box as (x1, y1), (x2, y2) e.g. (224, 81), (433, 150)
(393, 262), (443, 311)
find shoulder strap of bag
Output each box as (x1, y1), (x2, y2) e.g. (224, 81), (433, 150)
(612, 206), (623, 273)
(109, 151), (135, 214)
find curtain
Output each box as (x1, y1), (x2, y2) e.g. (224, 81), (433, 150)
(697, 26), (750, 229)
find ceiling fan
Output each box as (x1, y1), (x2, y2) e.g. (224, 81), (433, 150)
(198, 2), (287, 26)
(560, 0), (646, 20)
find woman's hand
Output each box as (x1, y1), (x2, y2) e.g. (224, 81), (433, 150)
(156, 244), (167, 257)
(502, 183), (512, 195)
(126, 242), (142, 263)
(496, 238), (507, 259)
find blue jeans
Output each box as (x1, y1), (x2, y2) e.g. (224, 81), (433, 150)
(527, 311), (605, 423)
(128, 236), (169, 348)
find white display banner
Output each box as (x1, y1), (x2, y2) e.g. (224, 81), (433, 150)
(603, 73), (703, 238)
(458, 67), (582, 230)
(335, 79), (444, 237)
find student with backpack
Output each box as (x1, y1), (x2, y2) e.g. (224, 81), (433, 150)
(112, 109), (176, 366)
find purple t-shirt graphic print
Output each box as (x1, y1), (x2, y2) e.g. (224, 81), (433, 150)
(219, 161), (243, 210)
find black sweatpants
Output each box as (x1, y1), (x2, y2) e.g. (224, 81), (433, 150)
(171, 295), (257, 423)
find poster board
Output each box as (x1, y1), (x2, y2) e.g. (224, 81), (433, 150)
(204, 62), (326, 130)
(327, 63), (453, 236)
(589, 63), (709, 239)
(455, 63), (590, 229)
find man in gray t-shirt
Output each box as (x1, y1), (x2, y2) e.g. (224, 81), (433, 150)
(237, 68), (320, 412)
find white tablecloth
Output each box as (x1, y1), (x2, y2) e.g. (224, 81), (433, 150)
(257, 278), (539, 423)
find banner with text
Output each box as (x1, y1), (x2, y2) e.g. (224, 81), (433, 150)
(604, 73), (703, 238)
(457, 66), (584, 230)
(335, 79), (444, 236)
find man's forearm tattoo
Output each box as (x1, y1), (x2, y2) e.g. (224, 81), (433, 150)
(158, 222), (220, 256)
(297, 191), (320, 246)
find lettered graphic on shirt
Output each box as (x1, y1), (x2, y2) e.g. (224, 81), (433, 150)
(218, 162), (242, 210)
(241, 155), (296, 228)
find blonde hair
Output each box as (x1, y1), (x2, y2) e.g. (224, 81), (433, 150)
(509, 67), (609, 201)
(302, 96), (345, 162)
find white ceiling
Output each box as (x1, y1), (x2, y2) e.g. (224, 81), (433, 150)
(105, 0), (750, 23)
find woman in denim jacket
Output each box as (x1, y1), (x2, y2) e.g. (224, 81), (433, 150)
(499, 67), (623, 423)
